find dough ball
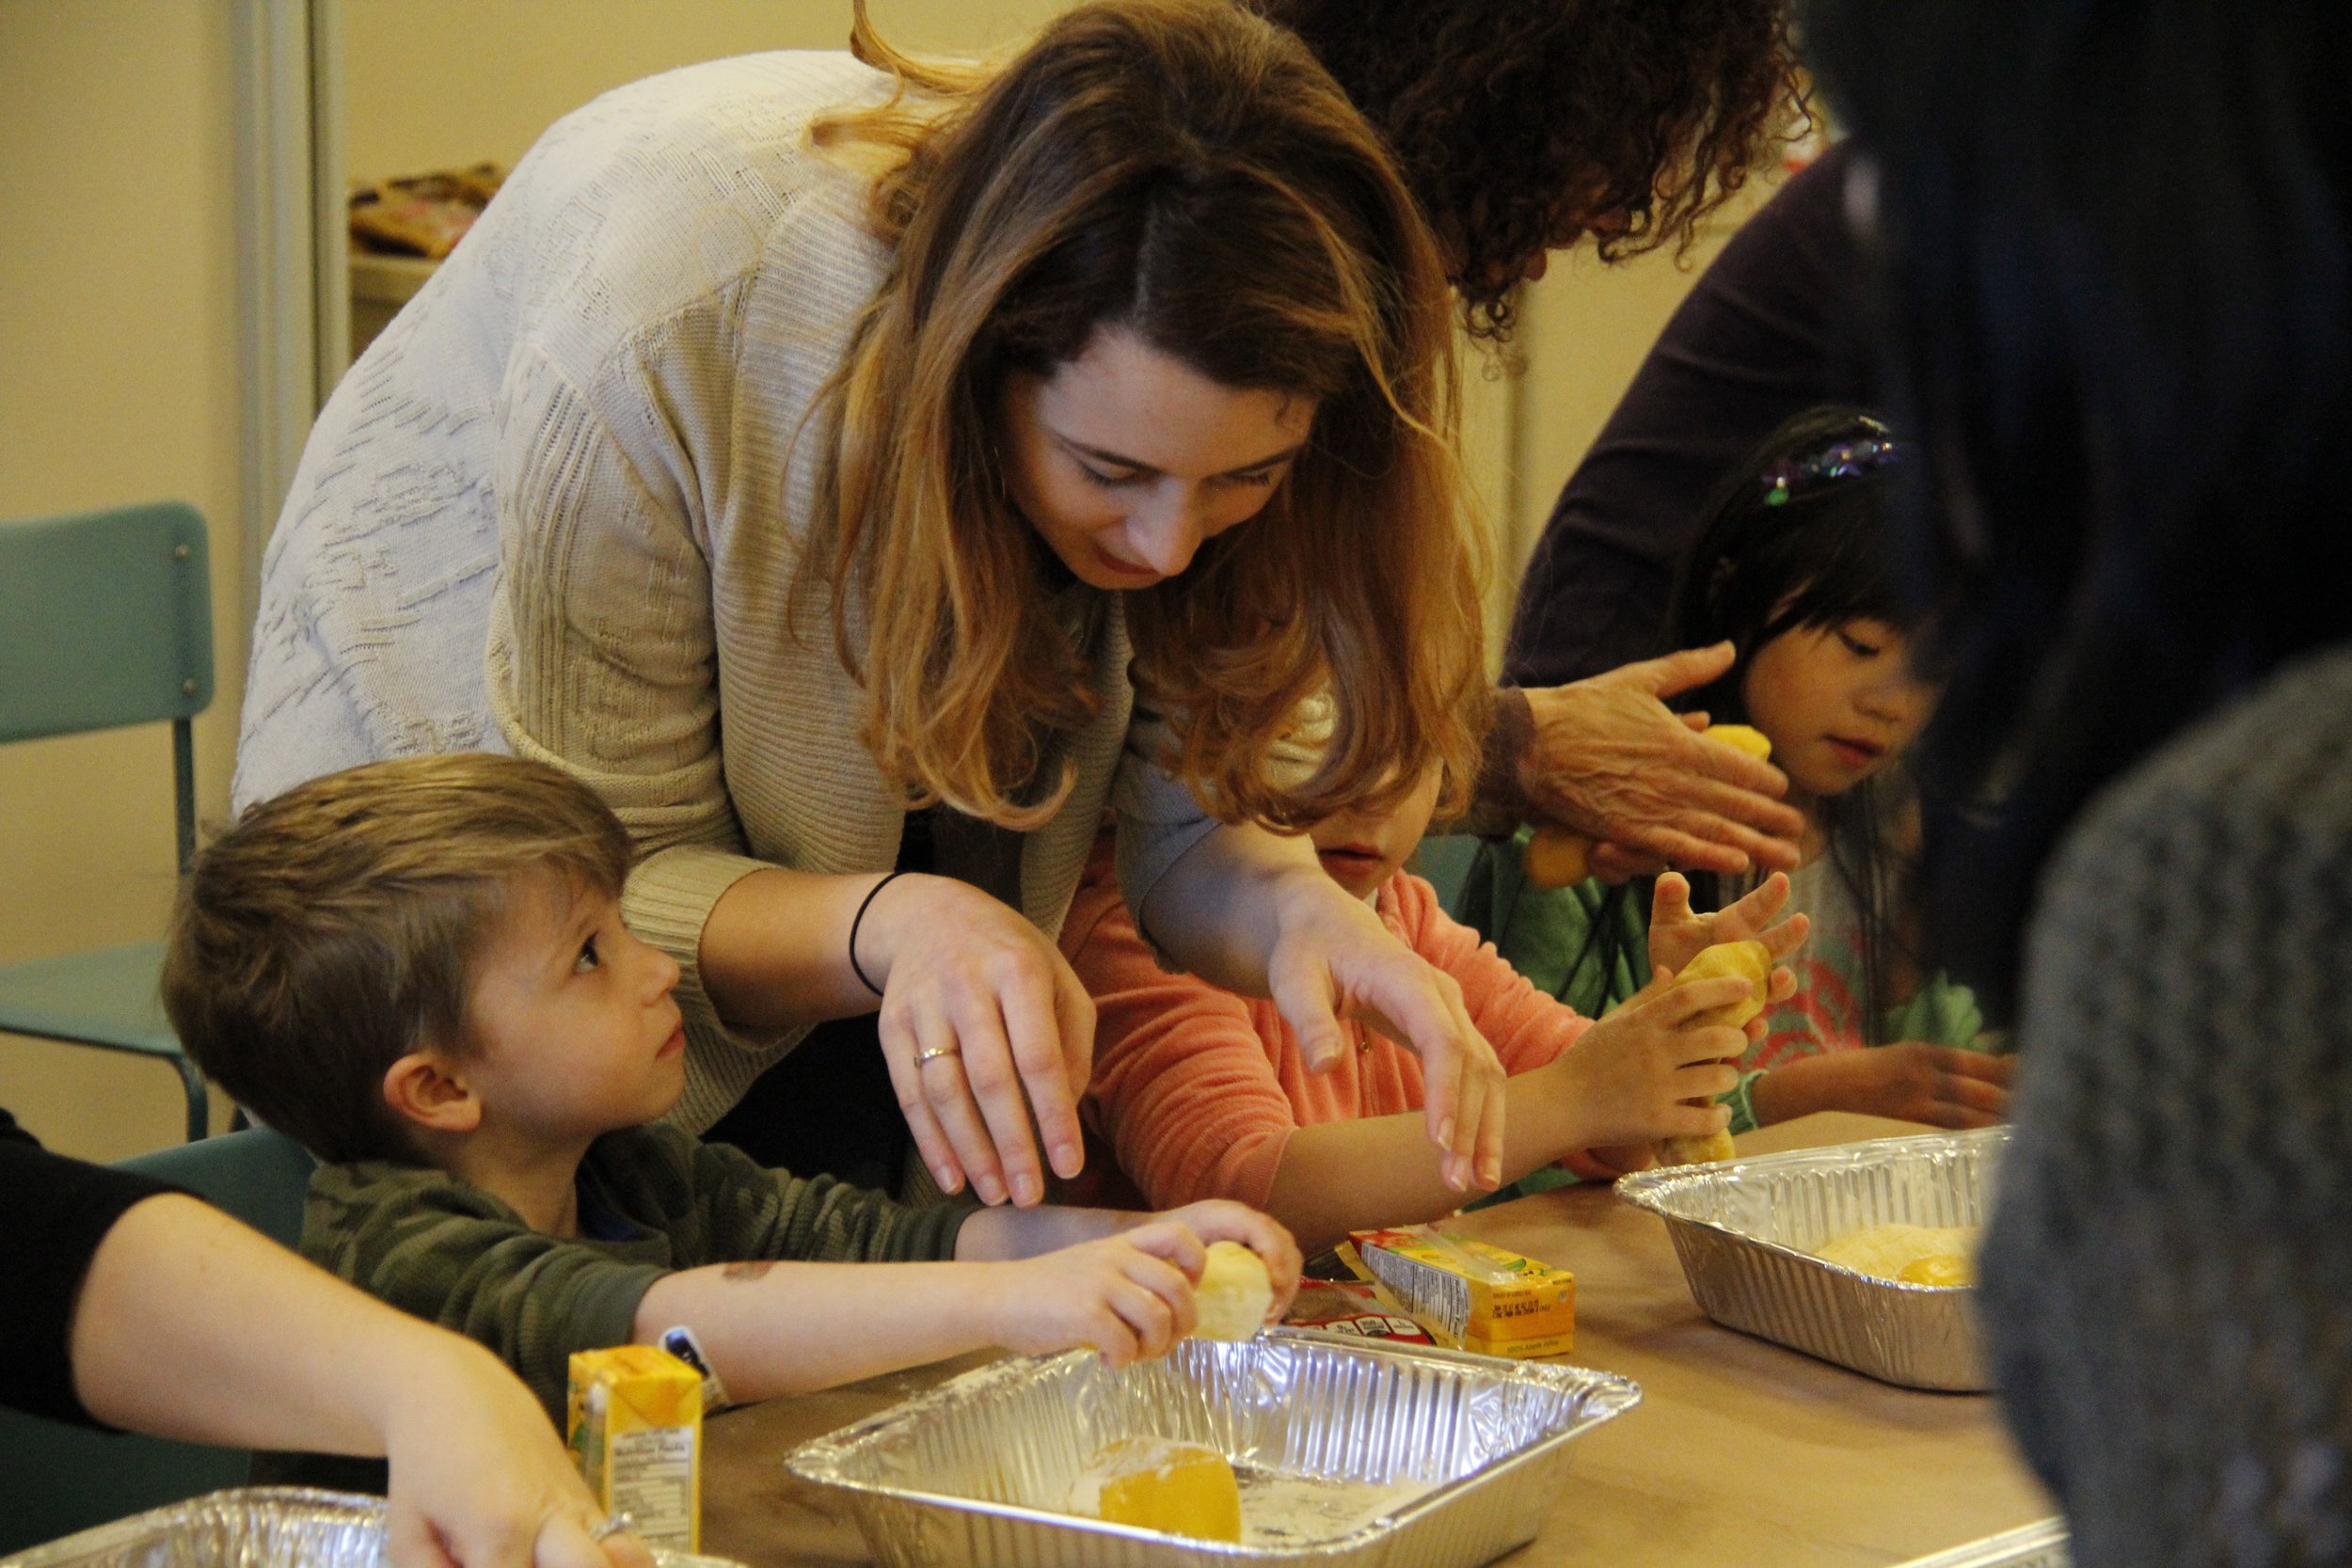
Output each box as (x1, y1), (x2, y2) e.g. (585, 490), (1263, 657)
(1192, 1241), (1274, 1341)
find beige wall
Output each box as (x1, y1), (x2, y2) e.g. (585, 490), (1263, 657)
(342, 0), (1067, 180)
(0, 0), (246, 1158)
(4, 0), (1769, 1162)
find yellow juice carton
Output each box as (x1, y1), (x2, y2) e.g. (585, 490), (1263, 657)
(1343, 1226), (1575, 1358)
(567, 1345), (704, 1552)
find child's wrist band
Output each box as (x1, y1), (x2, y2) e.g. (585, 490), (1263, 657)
(850, 870), (908, 997)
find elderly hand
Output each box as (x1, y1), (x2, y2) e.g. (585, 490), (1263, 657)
(1514, 644), (1804, 876)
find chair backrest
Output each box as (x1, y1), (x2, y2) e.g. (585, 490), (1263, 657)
(0, 501), (214, 870)
(0, 1130), (318, 1554)
(0, 503), (214, 745)
(118, 1126), (317, 1246)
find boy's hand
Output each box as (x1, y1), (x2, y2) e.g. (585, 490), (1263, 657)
(1751, 1046), (2015, 1130)
(988, 1222), (1206, 1368)
(1647, 872), (1809, 1038)
(1149, 1201), (1303, 1323)
(1549, 971), (1756, 1148)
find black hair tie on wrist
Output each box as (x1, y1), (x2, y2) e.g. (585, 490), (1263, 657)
(849, 870), (908, 997)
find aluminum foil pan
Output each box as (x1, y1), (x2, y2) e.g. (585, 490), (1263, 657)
(787, 1327), (1640, 1567)
(0, 1488), (742, 1568)
(1616, 1126), (2008, 1390)
(1891, 1519), (2069, 1568)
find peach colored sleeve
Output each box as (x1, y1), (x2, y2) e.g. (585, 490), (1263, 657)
(1391, 873), (1594, 1072)
(1062, 852), (1301, 1211)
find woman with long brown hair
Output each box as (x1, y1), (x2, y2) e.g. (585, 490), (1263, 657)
(237, 0), (1506, 1206)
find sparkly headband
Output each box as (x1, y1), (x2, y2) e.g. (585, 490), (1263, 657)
(1761, 424), (1903, 506)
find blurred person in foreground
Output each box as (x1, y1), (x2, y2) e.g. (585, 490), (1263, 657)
(1806, 1), (2352, 1563)
(3, 1112), (646, 1568)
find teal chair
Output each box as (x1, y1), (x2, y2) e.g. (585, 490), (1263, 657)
(0, 1127), (318, 1554)
(0, 503), (215, 1142)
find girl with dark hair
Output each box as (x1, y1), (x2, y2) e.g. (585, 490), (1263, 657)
(1462, 407), (2010, 1169)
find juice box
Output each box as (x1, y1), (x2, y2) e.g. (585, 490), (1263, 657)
(567, 1345), (704, 1551)
(1343, 1226), (1575, 1358)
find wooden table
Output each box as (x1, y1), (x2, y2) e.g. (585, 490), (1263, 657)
(701, 1113), (2056, 1566)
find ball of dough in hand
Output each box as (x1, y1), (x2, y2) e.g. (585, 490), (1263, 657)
(1192, 1242), (1274, 1341)
(1675, 938), (1772, 1031)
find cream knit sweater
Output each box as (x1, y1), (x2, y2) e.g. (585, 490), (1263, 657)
(235, 53), (1215, 1130)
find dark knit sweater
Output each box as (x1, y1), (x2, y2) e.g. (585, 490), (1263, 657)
(302, 1121), (970, 1419)
(1981, 646), (2352, 1568)
(1503, 141), (1867, 689)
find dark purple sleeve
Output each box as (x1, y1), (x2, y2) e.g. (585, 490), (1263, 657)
(1503, 141), (1870, 689)
(0, 1109), (179, 1428)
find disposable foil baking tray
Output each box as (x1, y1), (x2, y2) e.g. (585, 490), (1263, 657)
(1891, 1519), (2069, 1568)
(0, 1489), (742, 1568)
(787, 1327), (1640, 1567)
(1616, 1126), (2007, 1390)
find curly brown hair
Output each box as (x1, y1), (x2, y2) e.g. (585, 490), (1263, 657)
(1248, 0), (1804, 340)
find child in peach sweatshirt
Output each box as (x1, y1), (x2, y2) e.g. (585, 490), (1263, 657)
(1062, 742), (1804, 1252)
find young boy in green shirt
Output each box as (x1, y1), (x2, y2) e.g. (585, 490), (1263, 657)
(163, 753), (1296, 1420)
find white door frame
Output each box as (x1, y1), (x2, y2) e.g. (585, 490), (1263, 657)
(230, 0), (343, 633)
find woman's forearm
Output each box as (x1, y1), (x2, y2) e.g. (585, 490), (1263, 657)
(73, 1196), (637, 1568)
(1135, 822), (1323, 996)
(73, 1195), (465, 1453)
(697, 864), (893, 1027)
(1263, 1059), (1591, 1253)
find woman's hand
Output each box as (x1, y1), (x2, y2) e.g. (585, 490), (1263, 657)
(382, 1337), (652, 1568)
(1749, 1045), (2016, 1129)
(1263, 871), (1507, 1194)
(1511, 645), (1804, 876)
(1647, 870), (1811, 1015)
(857, 873), (1095, 1208)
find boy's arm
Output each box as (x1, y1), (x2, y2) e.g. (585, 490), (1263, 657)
(1397, 876), (1594, 1075)
(631, 1259), (1025, 1398)
(310, 1165), (668, 1421)
(630, 1200), (1301, 1402)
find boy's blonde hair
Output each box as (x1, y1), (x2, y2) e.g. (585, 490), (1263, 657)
(162, 753), (634, 1164)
